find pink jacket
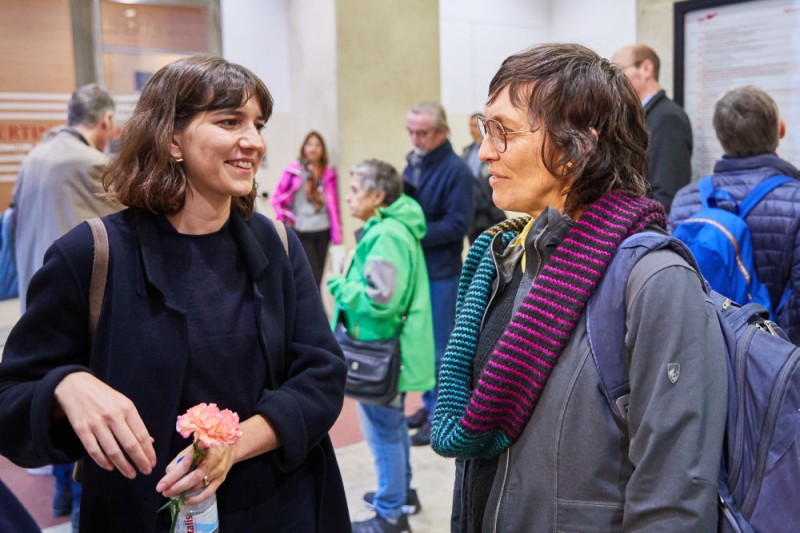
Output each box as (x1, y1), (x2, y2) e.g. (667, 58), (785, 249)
(271, 161), (342, 244)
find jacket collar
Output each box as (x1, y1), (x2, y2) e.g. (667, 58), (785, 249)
(491, 207), (574, 290)
(134, 208), (270, 302)
(643, 89), (667, 114)
(713, 153), (800, 179)
(407, 139), (455, 169)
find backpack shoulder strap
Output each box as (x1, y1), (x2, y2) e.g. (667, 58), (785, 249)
(85, 218), (109, 337)
(586, 231), (702, 421)
(270, 218), (289, 255)
(698, 176), (714, 209)
(738, 175), (793, 218)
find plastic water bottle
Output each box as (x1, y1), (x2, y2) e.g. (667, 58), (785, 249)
(175, 489), (219, 533)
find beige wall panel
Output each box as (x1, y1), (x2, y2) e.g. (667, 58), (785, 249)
(336, 0), (441, 247)
(637, 0), (677, 97)
(0, 0), (76, 93)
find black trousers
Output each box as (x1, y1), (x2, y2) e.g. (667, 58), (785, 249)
(295, 228), (330, 289)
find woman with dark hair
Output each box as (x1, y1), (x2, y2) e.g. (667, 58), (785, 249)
(0, 56), (349, 531)
(431, 43), (727, 532)
(273, 131), (342, 287)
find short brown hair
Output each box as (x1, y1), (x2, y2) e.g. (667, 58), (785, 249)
(713, 85), (780, 157)
(488, 43), (649, 211)
(298, 131), (329, 169)
(629, 45), (660, 82)
(105, 55), (273, 218)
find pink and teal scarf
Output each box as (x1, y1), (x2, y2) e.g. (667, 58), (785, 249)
(431, 192), (666, 458)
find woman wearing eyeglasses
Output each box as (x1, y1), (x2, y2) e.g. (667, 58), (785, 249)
(430, 43), (727, 532)
(272, 131), (343, 288)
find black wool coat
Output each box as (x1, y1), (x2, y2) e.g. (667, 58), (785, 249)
(0, 207), (350, 532)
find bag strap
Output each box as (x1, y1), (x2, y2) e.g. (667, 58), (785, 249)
(85, 218), (109, 337)
(336, 222), (418, 336)
(586, 231), (702, 421)
(698, 176), (714, 209)
(738, 175), (793, 218)
(270, 218), (289, 255)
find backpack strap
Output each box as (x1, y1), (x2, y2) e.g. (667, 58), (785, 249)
(270, 218), (289, 255)
(698, 176), (714, 209)
(85, 218), (109, 337)
(585, 231), (703, 421)
(738, 175), (793, 218)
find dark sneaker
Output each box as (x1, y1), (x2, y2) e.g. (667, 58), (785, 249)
(351, 513), (411, 533)
(405, 407), (429, 429)
(410, 421), (431, 446)
(363, 488), (421, 515)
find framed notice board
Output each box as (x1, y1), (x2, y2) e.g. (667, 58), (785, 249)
(673, 0), (800, 179)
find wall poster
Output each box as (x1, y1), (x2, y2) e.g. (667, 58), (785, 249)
(674, 0), (800, 180)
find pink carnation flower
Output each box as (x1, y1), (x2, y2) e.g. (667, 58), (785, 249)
(176, 403), (242, 448)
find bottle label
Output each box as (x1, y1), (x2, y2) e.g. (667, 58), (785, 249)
(178, 506), (219, 533)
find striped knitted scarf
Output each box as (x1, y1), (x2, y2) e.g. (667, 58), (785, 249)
(431, 192), (666, 458)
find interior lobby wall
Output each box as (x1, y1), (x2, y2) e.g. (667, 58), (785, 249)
(441, 0), (637, 154)
(335, 0), (441, 247)
(221, 0), (338, 219)
(636, 0), (679, 99)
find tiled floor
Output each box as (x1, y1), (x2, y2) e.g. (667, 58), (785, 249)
(0, 298), (455, 532)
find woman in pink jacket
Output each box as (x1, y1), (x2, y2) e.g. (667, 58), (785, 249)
(272, 131), (342, 287)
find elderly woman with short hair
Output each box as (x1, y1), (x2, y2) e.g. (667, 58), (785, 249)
(431, 43), (728, 532)
(329, 159), (435, 533)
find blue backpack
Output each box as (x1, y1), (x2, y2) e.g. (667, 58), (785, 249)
(671, 175), (792, 316)
(587, 232), (800, 533)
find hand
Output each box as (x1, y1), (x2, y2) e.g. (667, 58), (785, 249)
(156, 443), (234, 504)
(54, 372), (156, 479)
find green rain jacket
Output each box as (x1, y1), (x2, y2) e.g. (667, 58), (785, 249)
(328, 194), (435, 392)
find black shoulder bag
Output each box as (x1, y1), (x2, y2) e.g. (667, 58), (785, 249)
(335, 243), (417, 406)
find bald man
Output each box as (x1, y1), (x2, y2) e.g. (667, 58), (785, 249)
(612, 44), (692, 212)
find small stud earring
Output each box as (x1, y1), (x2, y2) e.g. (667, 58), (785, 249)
(175, 157), (184, 163)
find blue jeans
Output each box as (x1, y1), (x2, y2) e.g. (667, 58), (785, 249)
(358, 396), (411, 520)
(422, 276), (460, 420)
(53, 463), (81, 518)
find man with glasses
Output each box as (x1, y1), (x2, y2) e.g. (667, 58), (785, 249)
(403, 101), (472, 449)
(612, 44), (692, 212)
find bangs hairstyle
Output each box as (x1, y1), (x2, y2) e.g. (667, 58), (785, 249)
(298, 131), (329, 169)
(105, 55), (273, 218)
(487, 43), (649, 211)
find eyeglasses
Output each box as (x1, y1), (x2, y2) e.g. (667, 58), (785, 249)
(476, 115), (535, 153)
(407, 128), (432, 138)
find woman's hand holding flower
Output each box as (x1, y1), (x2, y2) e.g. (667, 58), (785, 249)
(156, 441), (235, 504)
(156, 402), (242, 514)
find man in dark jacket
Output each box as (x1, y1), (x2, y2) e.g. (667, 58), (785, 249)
(612, 44), (693, 212)
(669, 85), (800, 343)
(462, 113), (505, 243)
(403, 101), (473, 447)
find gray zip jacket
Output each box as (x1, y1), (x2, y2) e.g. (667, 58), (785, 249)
(469, 208), (727, 532)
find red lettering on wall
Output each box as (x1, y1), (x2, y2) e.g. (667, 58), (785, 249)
(0, 123), (57, 143)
